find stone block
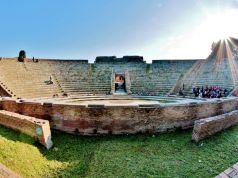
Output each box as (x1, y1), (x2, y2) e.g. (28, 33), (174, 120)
(192, 110), (238, 142)
(0, 110), (53, 149)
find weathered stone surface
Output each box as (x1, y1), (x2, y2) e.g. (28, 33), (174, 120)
(0, 110), (53, 149)
(124, 69), (132, 94)
(1, 97), (238, 135)
(0, 57), (236, 98)
(192, 110), (238, 142)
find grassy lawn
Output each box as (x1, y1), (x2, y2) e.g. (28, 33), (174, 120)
(0, 125), (238, 178)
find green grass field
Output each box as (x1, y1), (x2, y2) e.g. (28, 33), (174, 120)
(0, 125), (238, 178)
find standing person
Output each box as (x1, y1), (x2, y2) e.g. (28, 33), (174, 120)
(49, 76), (53, 84)
(224, 88), (228, 97)
(192, 86), (196, 97)
(199, 92), (202, 98)
(196, 87), (200, 97)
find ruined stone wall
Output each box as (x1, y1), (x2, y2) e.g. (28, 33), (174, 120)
(192, 110), (238, 142)
(0, 108), (53, 149)
(0, 98), (238, 135)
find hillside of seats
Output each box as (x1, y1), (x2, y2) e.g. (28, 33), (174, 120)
(45, 56), (198, 97)
(180, 56), (236, 96)
(0, 55), (237, 98)
(0, 58), (61, 99)
(94, 56), (198, 96)
(144, 60), (196, 95)
(178, 38), (238, 96)
(45, 60), (112, 96)
(52, 56), (238, 97)
(0, 58), (112, 98)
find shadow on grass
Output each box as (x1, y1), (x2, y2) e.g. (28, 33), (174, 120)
(1, 124), (238, 178)
(0, 125), (100, 177)
(39, 130), (101, 177)
(0, 125), (35, 145)
(44, 126), (238, 178)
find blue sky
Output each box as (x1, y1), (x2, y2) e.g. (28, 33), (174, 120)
(1, 0), (238, 62)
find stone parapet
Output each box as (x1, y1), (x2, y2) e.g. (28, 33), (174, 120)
(0, 110), (53, 149)
(1, 97), (238, 136)
(192, 110), (238, 142)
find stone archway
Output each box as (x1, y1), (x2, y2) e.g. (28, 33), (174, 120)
(115, 74), (126, 93)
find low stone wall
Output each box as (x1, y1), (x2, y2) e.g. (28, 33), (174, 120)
(0, 110), (53, 149)
(192, 110), (238, 142)
(0, 97), (238, 135)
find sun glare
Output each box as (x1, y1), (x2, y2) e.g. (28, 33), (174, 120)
(136, 7), (238, 60)
(202, 9), (238, 42)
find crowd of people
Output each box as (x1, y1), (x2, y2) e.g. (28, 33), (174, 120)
(192, 86), (229, 98)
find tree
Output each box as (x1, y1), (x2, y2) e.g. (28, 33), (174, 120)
(18, 50), (26, 62)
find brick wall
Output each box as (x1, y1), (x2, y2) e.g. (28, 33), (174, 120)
(0, 97), (238, 135)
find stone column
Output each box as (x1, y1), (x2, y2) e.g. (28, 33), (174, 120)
(125, 69), (132, 94)
(111, 69), (115, 94)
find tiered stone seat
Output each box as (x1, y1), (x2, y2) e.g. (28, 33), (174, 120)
(46, 61), (112, 95)
(0, 56), (236, 98)
(0, 59), (61, 98)
(129, 60), (196, 96)
(182, 57), (235, 95)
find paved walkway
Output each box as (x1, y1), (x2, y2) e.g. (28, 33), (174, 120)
(215, 162), (238, 178)
(0, 163), (21, 178)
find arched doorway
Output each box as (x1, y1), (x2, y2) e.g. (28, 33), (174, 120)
(115, 74), (126, 93)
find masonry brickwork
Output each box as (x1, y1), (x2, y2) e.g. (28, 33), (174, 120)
(0, 97), (237, 135)
(0, 109), (53, 149)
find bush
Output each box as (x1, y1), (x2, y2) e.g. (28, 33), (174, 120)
(18, 50), (26, 62)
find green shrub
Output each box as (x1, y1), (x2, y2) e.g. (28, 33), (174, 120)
(18, 50), (26, 62)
